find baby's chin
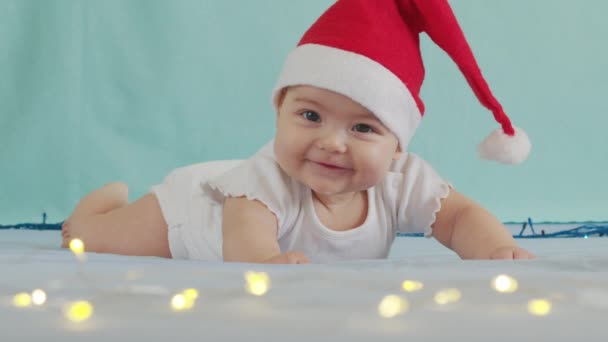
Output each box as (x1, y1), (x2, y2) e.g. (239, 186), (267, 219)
(277, 159), (378, 194)
(306, 179), (373, 197)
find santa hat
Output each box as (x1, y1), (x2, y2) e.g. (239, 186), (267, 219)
(272, 0), (531, 164)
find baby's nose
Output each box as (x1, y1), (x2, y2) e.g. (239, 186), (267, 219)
(316, 131), (347, 153)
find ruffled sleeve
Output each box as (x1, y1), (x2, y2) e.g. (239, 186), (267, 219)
(382, 153), (452, 237)
(205, 141), (302, 235)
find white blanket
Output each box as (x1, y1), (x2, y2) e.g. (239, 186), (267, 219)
(1, 230), (607, 342)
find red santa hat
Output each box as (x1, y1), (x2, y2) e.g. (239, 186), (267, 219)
(272, 0), (531, 164)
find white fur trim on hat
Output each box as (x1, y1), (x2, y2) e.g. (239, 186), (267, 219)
(478, 127), (531, 164)
(272, 44), (421, 149)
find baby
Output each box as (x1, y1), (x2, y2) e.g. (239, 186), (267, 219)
(61, 0), (534, 263)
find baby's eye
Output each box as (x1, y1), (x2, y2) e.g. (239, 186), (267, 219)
(353, 124), (375, 133)
(302, 111), (321, 122)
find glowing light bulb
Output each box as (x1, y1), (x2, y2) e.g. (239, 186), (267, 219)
(182, 288), (199, 301)
(31, 289), (47, 305)
(492, 274), (519, 293)
(528, 299), (552, 316)
(12, 292), (32, 308)
(69, 238), (87, 262)
(378, 295), (409, 318)
(69, 239), (85, 254)
(434, 288), (462, 305)
(170, 288), (198, 311)
(64, 301), (93, 322)
(171, 294), (188, 311)
(245, 271), (270, 296)
(401, 280), (424, 292)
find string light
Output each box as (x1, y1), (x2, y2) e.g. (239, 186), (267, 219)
(528, 299), (552, 316)
(378, 295), (409, 318)
(31, 289), (47, 306)
(69, 239), (84, 254)
(401, 280), (424, 292)
(244, 272), (270, 296)
(1, 213), (597, 327)
(69, 238), (86, 262)
(12, 292), (32, 308)
(434, 288), (461, 305)
(492, 275), (518, 293)
(398, 219), (608, 239)
(5, 213), (607, 238)
(183, 288), (199, 301)
(171, 294), (188, 311)
(171, 288), (199, 311)
(64, 301), (93, 323)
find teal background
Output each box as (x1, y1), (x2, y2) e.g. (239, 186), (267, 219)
(1, 0), (606, 224)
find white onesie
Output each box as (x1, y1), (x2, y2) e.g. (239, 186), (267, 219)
(150, 141), (450, 263)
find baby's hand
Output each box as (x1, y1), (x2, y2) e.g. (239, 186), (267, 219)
(263, 251), (310, 264)
(489, 246), (535, 260)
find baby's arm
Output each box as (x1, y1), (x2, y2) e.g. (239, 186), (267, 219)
(222, 197), (310, 264)
(431, 189), (535, 260)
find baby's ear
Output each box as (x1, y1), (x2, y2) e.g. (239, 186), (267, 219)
(275, 87), (289, 112)
(392, 144), (402, 160)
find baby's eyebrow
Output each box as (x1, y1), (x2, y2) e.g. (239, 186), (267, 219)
(293, 97), (327, 111)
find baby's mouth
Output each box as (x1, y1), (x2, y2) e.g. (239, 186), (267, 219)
(309, 160), (351, 171)
(316, 162), (344, 169)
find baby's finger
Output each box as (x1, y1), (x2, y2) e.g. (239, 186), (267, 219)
(490, 248), (514, 260)
(263, 251), (310, 264)
(514, 248), (536, 259)
(284, 251), (310, 264)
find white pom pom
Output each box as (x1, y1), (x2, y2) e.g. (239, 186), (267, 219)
(477, 127), (531, 164)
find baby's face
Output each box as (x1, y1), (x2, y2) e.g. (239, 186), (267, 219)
(274, 86), (401, 196)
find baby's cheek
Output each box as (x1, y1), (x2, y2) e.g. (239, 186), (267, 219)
(273, 140), (288, 165)
(275, 128), (295, 150)
(356, 165), (384, 189)
(274, 137), (298, 171)
(359, 154), (393, 184)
